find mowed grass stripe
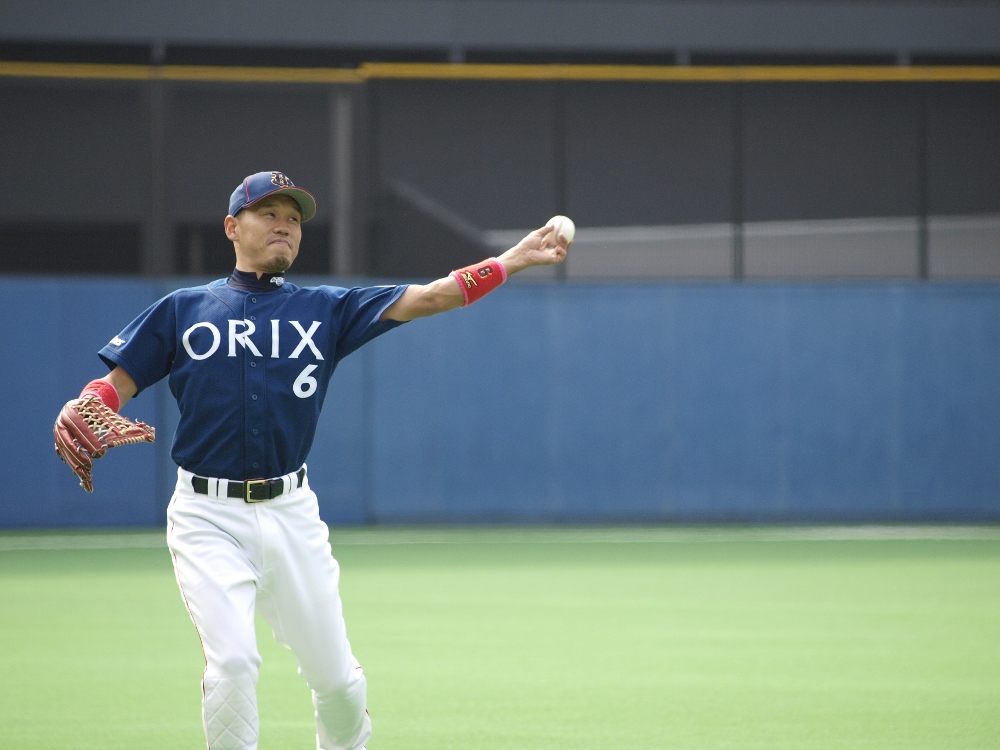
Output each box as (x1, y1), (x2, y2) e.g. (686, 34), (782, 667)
(0, 532), (170, 551)
(1, 524), (999, 551)
(1, 537), (998, 749)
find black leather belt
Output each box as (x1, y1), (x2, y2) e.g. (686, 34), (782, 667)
(192, 467), (306, 503)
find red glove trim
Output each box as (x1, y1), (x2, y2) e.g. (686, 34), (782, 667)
(81, 379), (120, 413)
(450, 258), (507, 307)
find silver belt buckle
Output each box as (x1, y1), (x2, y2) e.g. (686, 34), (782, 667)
(244, 478), (269, 503)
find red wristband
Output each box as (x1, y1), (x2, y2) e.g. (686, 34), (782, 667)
(80, 379), (120, 413)
(450, 258), (507, 307)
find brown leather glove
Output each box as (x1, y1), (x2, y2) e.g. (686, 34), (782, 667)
(53, 394), (156, 493)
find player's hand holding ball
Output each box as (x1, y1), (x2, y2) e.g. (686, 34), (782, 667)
(543, 215), (576, 250)
(500, 215), (574, 274)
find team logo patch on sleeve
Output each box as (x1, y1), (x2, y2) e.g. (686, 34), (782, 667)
(110, 336), (126, 346)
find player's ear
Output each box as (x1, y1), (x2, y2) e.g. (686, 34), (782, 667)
(224, 215), (239, 242)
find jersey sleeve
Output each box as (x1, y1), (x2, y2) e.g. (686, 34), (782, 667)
(329, 284), (409, 363)
(98, 293), (177, 395)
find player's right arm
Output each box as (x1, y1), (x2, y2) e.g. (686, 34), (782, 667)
(381, 221), (570, 322)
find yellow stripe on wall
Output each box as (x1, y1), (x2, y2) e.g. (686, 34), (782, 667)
(1, 60), (999, 84)
(0, 61), (154, 80)
(162, 65), (363, 84)
(358, 63), (1000, 83)
(360, 62), (1000, 82)
(0, 61), (364, 84)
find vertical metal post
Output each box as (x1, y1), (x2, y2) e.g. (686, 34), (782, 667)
(361, 81), (379, 277)
(449, 0), (465, 63)
(552, 82), (568, 281)
(149, 40), (171, 521)
(331, 87), (354, 276)
(188, 230), (204, 274)
(144, 74), (171, 276)
(732, 83), (745, 280)
(916, 84), (930, 280)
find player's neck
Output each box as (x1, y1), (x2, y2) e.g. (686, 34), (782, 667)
(228, 268), (286, 293)
(234, 262), (267, 279)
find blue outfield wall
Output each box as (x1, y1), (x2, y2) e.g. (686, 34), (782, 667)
(2, 276), (999, 528)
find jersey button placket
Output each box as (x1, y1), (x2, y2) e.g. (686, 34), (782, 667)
(245, 295), (267, 476)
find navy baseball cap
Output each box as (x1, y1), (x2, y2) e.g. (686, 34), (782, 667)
(228, 171), (317, 222)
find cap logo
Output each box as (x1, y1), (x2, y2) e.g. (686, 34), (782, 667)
(270, 172), (293, 188)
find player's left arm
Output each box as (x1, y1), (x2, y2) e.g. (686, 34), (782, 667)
(53, 365), (151, 493)
(381, 221), (569, 322)
(103, 366), (139, 409)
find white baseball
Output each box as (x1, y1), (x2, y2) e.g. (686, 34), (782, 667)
(545, 215), (575, 247)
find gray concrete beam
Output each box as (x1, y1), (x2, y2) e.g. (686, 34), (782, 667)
(4, 1), (1000, 55)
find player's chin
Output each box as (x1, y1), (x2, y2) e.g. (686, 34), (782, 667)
(262, 253), (295, 274)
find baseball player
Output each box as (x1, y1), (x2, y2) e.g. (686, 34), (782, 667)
(53, 170), (570, 750)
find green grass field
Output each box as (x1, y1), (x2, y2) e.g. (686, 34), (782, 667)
(1, 527), (998, 749)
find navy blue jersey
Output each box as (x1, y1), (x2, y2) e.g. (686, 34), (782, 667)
(98, 278), (407, 480)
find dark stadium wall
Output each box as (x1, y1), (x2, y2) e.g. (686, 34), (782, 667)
(2, 76), (998, 277)
(3, 277), (998, 528)
(4, 0), (1000, 60)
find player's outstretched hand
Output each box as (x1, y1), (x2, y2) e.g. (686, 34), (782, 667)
(384, 217), (574, 321)
(498, 221), (572, 274)
(54, 395), (156, 493)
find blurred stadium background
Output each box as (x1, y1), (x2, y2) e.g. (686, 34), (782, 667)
(3, 6), (999, 750)
(2, 0), (999, 527)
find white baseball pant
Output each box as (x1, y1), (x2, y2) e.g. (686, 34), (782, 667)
(167, 466), (370, 750)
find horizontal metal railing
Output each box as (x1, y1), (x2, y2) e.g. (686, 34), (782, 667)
(2, 60), (1000, 84)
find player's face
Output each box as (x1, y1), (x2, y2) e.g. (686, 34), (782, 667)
(226, 195), (303, 275)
